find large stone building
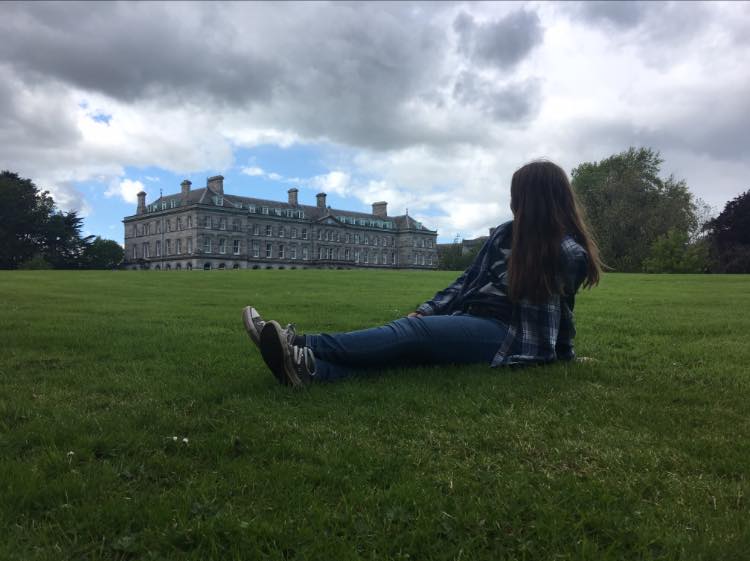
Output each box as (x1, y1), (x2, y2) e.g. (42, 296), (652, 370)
(123, 175), (438, 270)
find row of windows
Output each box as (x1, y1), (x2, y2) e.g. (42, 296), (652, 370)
(334, 215), (395, 230)
(130, 214), (423, 239)
(146, 199), (180, 213)
(412, 253), (434, 266)
(413, 238), (434, 248)
(133, 237), (194, 259)
(133, 216), (195, 237)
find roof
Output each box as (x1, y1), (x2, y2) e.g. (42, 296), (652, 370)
(131, 183), (436, 234)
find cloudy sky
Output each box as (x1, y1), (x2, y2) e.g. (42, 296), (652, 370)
(1, 1), (749, 243)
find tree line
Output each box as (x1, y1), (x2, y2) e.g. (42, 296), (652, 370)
(439, 147), (749, 273)
(0, 171), (123, 269)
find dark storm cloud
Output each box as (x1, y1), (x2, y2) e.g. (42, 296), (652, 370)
(453, 71), (541, 123)
(453, 9), (544, 70)
(0, 2), (277, 104)
(576, 1), (651, 30)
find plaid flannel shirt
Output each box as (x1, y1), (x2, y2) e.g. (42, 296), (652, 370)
(416, 221), (589, 366)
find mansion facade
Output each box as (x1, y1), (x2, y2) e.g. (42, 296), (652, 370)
(123, 175), (438, 271)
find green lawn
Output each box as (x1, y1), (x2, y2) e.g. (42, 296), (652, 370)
(1, 270), (748, 560)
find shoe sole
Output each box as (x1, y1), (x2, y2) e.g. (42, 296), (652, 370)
(242, 306), (261, 347)
(260, 321), (289, 385)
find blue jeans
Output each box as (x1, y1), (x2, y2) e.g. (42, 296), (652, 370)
(305, 314), (512, 381)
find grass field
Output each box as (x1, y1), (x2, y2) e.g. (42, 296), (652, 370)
(1, 270), (749, 560)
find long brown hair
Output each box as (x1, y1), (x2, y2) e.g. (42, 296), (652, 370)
(508, 160), (601, 302)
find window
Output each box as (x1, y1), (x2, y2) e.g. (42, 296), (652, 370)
(252, 240), (260, 258)
(176, 239), (181, 255)
(354, 250), (360, 263)
(392, 252), (396, 265)
(318, 247), (324, 260)
(279, 226), (285, 237)
(233, 219), (240, 231)
(374, 252), (379, 265)
(302, 246), (309, 260)
(220, 218), (226, 231)
(286, 209), (294, 218)
(274, 208), (282, 217)
(324, 230), (329, 241)
(302, 228), (308, 240)
(203, 238), (211, 253)
(215, 197), (223, 207)
(266, 243), (272, 258)
(364, 251), (369, 264)
(355, 234), (360, 244)
(382, 251), (387, 264)
(262, 207), (269, 215)
(428, 254), (433, 266)
(364, 236), (369, 245)
(187, 216), (192, 228)
(170, 199), (176, 209)
(253, 224), (260, 236)
(145, 223), (150, 236)
(187, 238), (192, 253)
(346, 233), (351, 243)
(291, 246), (297, 259)
(177, 217), (182, 230)
(345, 248), (350, 260)
(219, 238), (226, 254)
(161, 202), (167, 210)
(203, 216), (210, 228)
(233, 239), (240, 255)
(165, 239), (171, 255)
(292, 228), (297, 239)
(318, 230), (323, 240)
(143, 242), (149, 258)
(156, 240), (161, 257)
(374, 237), (378, 247)
(279, 244), (285, 259)
(133, 245), (137, 259)
(248, 204), (256, 213)
(265, 225), (272, 237)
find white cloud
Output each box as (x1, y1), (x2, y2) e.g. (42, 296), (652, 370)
(105, 178), (145, 204)
(241, 166), (265, 176)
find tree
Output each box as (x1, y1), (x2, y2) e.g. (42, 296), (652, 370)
(0, 171), (55, 269)
(642, 229), (709, 273)
(82, 237), (124, 269)
(572, 147), (701, 272)
(41, 211), (93, 269)
(705, 190), (750, 273)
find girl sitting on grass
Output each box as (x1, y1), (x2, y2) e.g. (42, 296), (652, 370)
(243, 160), (602, 387)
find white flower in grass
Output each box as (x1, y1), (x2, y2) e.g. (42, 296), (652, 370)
(182, 438), (189, 445)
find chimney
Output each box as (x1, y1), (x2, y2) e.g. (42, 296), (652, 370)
(316, 192), (327, 209)
(288, 188), (299, 206)
(137, 191), (147, 215)
(181, 179), (192, 200)
(372, 201), (388, 218)
(207, 175), (224, 195)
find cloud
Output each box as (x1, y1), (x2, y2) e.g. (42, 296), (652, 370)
(454, 9), (544, 69)
(105, 178), (145, 204)
(241, 166), (265, 177)
(0, 1), (748, 241)
(575, 1), (651, 30)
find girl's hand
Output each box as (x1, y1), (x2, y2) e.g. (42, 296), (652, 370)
(407, 312), (423, 318)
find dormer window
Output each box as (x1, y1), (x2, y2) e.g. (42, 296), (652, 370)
(262, 207), (269, 215)
(214, 196), (223, 207)
(248, 204), (256, 213)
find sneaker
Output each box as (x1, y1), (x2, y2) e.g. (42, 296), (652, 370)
(243, 306), (296, 349)
(242, 307), (265, 347)
(259, 321), (315, 387)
